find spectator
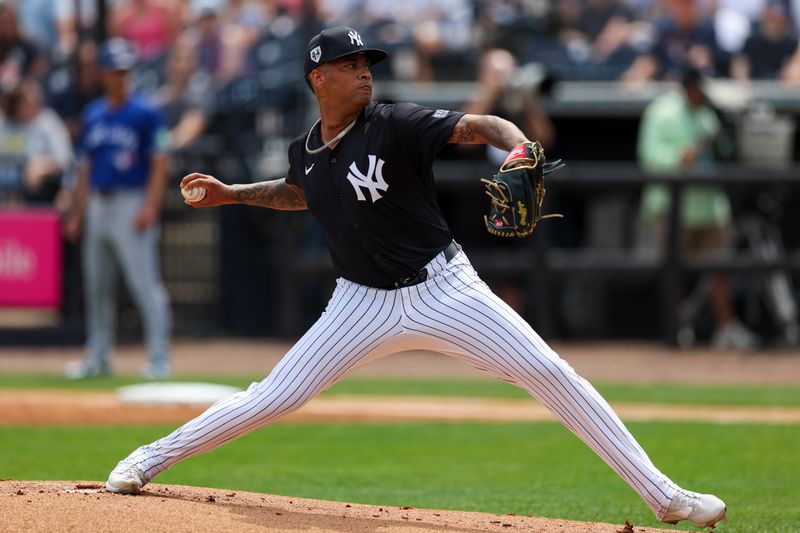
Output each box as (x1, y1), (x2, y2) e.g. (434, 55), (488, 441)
(474, 0), (551, 57)
(110, 0), (178, 62)
(314, 0), (365, 27)
(463, 48), (555, 155)
(185, 3), (224, 79)
(277, 0), (307, 15)
(730, 1), (798, 80)
(45, 0), (115, 47)
(579, 0), (638, 63)
(558, 0), (640, 78)
(622, 0), (719, 83)
(625, 0), (662, 21)
(363, 0), (475, 81)
(0, 2), (45, 90)
(63, 38), (172, 379)
(0, 78), (73, 205)
(47, 40), (104, 143)
(637, 67), (758, 350)
(779, 43), (800, 84)
(15, 0), (78, 60)
(221, 0), (271, 42)
(152, 37), (211, 151)
(712, 0), (764, 56)
(216, 0), (276, 81)
(183, 1), (251, 87)
(790, 0), (800, 35)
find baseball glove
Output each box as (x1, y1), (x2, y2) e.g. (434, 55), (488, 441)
(481, 141), (564, 237)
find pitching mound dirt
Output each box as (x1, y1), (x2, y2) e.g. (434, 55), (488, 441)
(0, 480), (674, 532)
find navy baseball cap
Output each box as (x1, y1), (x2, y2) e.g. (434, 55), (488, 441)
(304, 26), (388, 76)
(99, 38), (138, 71)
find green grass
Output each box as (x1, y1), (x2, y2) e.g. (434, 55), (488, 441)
(1, 373), (800, 406)
(0, 422), (795, 532)
(0, 373), (253, 391)
(327, 378), (800, 407)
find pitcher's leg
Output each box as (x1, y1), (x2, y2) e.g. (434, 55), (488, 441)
(406, 273), (679, 518)
(109, 281), (403, 490)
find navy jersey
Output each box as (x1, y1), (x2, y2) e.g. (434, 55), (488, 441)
(287, 102), (464, 288)
(79, 94), (167, 191)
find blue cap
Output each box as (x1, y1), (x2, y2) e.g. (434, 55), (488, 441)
(99, 38), (138, 71)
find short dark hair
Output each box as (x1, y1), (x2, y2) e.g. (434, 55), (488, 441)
(1, 84), (23, 119)
(1, 78), (38, 120)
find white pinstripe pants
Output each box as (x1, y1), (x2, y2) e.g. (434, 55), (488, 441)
(123, 248), (679, 518)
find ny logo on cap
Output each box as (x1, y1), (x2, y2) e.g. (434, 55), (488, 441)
(310, 46), (322, 63)
(348, 30), (363, 47)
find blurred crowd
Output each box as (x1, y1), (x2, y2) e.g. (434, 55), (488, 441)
(0, 0), (800, 170)
(1, 0), (800, 207)
(1, 0), (799, 347)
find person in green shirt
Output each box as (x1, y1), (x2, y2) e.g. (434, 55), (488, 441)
(637, 67), (758, 350)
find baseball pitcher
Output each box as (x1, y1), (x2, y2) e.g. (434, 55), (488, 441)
(106, 27), (725, 529)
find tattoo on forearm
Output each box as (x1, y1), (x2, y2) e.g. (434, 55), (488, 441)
(234, 179), (307, 210)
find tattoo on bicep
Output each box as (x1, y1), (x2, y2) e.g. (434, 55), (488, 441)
(235, 180), (307, 210)
(450, 116), (488, 144)
(451, 121), (476, 143)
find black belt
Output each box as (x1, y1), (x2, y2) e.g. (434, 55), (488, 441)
(393, 240), (460, 289)
(442, 239), (460, 262)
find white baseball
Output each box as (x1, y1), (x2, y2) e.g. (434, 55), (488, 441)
(181, 186), (206, 203)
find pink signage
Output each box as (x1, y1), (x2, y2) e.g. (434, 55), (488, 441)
(0, 209), (62, 308)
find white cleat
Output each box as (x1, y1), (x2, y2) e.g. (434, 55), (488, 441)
(106, 462), (146, 494)
(661, 490), (727, 528)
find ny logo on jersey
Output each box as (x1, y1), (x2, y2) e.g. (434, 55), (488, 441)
(346, 155), (388, 202)
(348, 30), (363, 47)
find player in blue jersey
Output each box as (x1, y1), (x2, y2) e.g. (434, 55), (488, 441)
(64, 38), (172, 379)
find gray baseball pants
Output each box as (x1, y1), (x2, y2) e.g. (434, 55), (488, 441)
(83, 189), (171, 374)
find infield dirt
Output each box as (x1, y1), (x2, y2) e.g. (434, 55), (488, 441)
(1, 480), (678, 533)
(2, 339), (800, 384)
